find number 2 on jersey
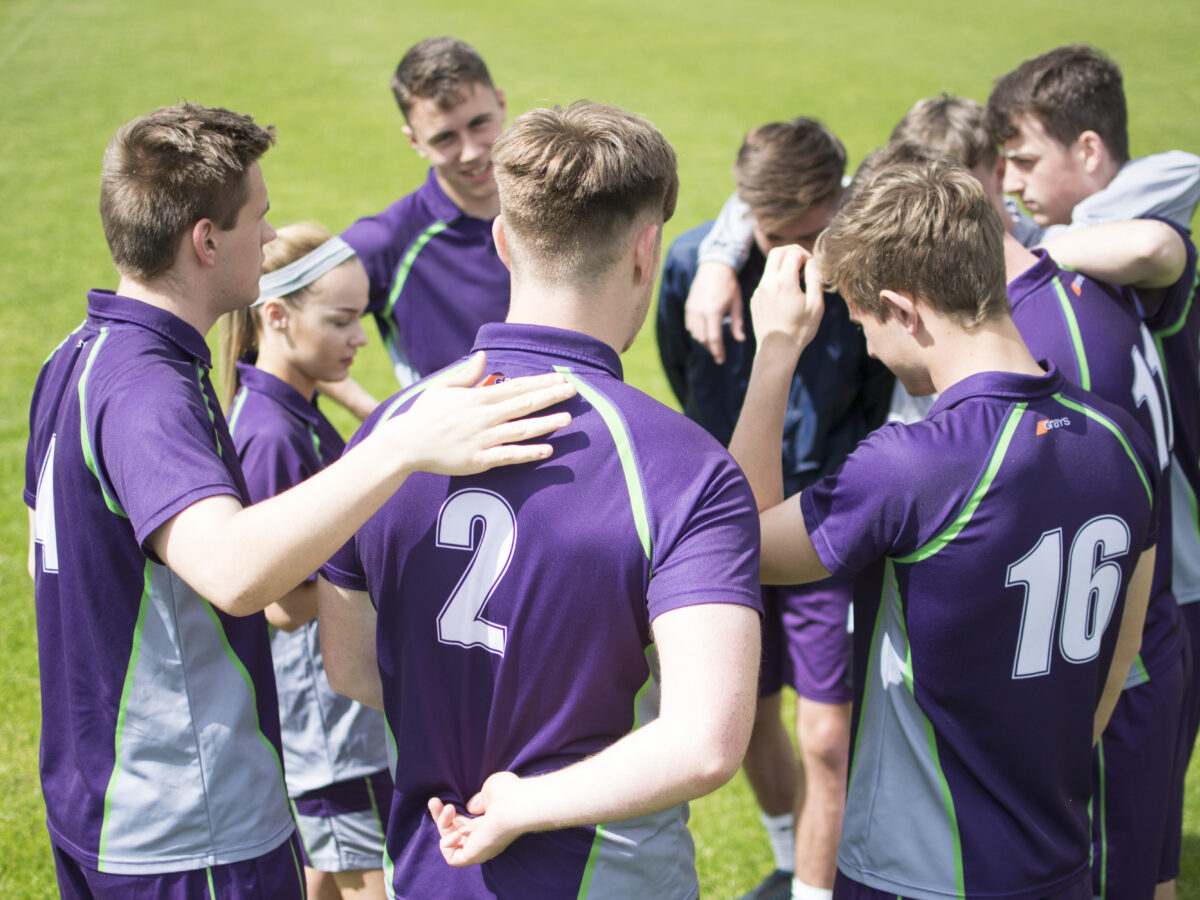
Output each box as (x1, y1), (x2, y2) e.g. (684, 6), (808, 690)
(436, 488), (515, 656)
(1008, 515), (1131, 679)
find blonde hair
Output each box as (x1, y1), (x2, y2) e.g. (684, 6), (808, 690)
(218, 221), (334, 408)
(817, 156), (1009, 327)
(889, 94), (997, 171)
(491, 100), (677, 287)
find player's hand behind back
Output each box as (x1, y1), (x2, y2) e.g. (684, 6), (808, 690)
(388, 352), (575, 476)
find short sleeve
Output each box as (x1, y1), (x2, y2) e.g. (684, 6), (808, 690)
(644, 453), (763, 622)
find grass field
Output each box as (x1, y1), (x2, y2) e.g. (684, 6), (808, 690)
(3, 0), (1200, 895)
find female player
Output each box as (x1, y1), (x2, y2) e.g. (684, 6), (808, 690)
(221, 223), (388, 900)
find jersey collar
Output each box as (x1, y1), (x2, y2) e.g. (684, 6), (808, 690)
(472, 322), (623, 380)
(86, 289), (213, 367)
(235, 361), (322, 427)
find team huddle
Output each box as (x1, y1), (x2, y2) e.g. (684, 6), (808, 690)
(23, 34), (1200, 900)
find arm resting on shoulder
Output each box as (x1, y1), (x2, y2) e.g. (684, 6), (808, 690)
(1041, 220), (1186, 291)
(264, 579), (319, 632)
(429, 601), (761, 866)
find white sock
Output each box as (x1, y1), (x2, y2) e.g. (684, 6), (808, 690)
(760, 811), (794, 872)
(792, 878), (833, 900)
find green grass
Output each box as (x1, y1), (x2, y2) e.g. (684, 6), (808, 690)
(2, 0), (1199, 896)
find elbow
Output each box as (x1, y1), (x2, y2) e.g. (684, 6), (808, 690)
(1135, 222), (1187, 287)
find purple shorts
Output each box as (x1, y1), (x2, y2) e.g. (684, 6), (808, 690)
(292, 769), (392, 872)
(1092, 647), (1185, 899)
(759, 580), (853, 703)
(833, 867), (1091, 899)
(1160, 603), (1199, 881)
(53, 833), (305, 900)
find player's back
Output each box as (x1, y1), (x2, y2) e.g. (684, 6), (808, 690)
(326, 322), (760, 899)
(804, 367), (1159, 898)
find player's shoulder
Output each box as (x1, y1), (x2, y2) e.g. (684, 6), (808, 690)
(341, 184), (442, 260)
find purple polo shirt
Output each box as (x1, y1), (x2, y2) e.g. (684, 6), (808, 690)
(1009, 249), (1179, 683)
(227, 363), (390, 797)
(25, 291), (292, 873)
(342, 168), (510, 381)
(323, 322), (762, 899)
(801, 366), (1159, 899)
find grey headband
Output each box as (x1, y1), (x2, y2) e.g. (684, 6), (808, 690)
(254, 236), (356, 306)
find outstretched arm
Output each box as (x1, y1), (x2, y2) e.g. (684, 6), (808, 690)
(429, 601), (761, 866)
(150, 354), (575, 616)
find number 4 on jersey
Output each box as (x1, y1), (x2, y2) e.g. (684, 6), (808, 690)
(1008, 515), (1131, 679)
(436, 488), (516, 656)
(34, 435), (59, 574)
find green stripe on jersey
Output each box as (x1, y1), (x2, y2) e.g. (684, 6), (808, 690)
(1051, 277), (1091, 389)
(77, 327), (126, 517)
(384, 220), (452, 319)
(370, 356), (477, 435)
(896, 404), (1026, 564)
(1053, 393), (1152, 505)
(226, 387), (249, 436)
(555, 366), (651, 561)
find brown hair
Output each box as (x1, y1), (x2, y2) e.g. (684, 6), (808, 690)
(890, 94), (997, 171)
(733, 117), (845, 228)
(817, 155), (1009, 327)
(492, 100), (678, 286)
(100, 103), (275, 280)
(391, 36), (495, 120)
(218, 222), (334, 408)
(985, 44), (1129, 164)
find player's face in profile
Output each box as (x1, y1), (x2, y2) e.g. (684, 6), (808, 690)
(405, 83), (507, 217)
(847, 298), (933, 396)
(752, 200), (839, 256)
(217, 162), (275, 311)
(1001, 113), (1091, 226)
(281, 259), (371, 388)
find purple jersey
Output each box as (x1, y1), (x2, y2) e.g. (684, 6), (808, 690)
(323, 323), (762, 899)
(1143, 221), (1200, 605)
(1009, 250), (1179, 683)
(24, 291), (292, 873)
(802, 367), (1159, 899)
(341, 169), (510, 383)
(228, 363), (390, 798)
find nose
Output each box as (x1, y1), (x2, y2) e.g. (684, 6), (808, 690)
(460, 134), (488, 166)
(261, 219), (277, 245)
(1002, 166), (1022, 197)
(350, 320), (368, 348)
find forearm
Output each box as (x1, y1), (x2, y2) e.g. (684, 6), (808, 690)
(1094, 547), (1155, 743)
(697, 193), (754, 269)
(728, 335), (801, 511)
(264, 579), (319, 632)
(319, 376), (379, 421)
(317, 579), (383, 709)
(1041, 220), (1186, 289)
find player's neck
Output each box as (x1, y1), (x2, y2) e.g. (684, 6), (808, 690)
(506, 276), (636, 357)
(1003, 233), (1039, 283)
(927, 314), (1045, 394)
(439, 174), (501, 220)
(254, 343), (317, 401)
(115, 272), (220, 338)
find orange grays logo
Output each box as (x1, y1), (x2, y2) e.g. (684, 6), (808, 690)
(1070, 274), (1084, 297)
(1036, 416), (1071, 435)
(479, 373), (508, 386)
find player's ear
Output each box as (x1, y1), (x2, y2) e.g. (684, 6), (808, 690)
(1076, 130), (1106, 175)
(494, 87), (507, 117)
(631, 222), (660, 288)
(190, 219), (217, 267)
(880, 289), (919, 333)
(262, 298), (289, 332)
(492, 216), (512, 270)
(402, 125), (423, 157)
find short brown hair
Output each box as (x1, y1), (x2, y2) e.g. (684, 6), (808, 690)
(391, 36), (494, 120)
(986, 44), (1128, 164)
(817, 156), (1009, 327)
(100, 103), (275, 280)
(890, 94), (997, 171)
(733, 118), (845, 227)
(492, 101), (678, 286)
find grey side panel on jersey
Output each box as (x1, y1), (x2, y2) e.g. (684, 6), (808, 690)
(272, 620), (390, 796)
(101, 563), (293, 873)
(1170, 460), (1200, 605)
(838, 565), (959, 898)
(582, 807), (699, 900)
